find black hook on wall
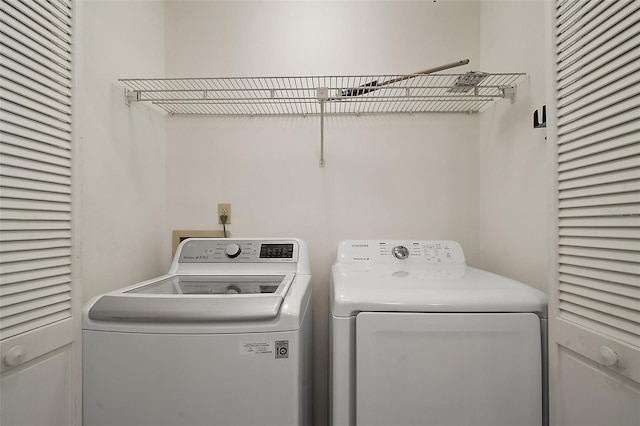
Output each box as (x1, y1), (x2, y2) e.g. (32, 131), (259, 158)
(533, 105), (546, 128)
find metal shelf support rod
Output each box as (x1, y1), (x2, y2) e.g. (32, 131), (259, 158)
(317, 87), (329, 167)
(320, 100), (325, 167)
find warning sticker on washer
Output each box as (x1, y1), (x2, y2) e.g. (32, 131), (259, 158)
(240, 342), (273, 355)
(275, 340), (289, 359)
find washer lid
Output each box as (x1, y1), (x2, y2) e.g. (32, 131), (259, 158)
(331, 264), (548, 318)
(88, 274), (294, 322)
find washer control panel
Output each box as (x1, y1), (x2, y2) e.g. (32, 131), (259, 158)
(338, 240), (466, 264)
(179, 239), (298, 263)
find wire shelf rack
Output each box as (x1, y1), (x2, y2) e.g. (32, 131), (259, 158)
(119, 72), (526, 116)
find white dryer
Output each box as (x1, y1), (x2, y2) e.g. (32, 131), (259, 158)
(83, 238), (312, 426)
(330, 240), (548, 426)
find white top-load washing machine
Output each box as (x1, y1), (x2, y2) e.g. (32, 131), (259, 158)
(83, 238), (312, 426)
(330, 240), (548, 426)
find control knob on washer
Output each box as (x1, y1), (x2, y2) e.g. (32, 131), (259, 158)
(392, 245), (410, 260)
(224, 243), (242, 258)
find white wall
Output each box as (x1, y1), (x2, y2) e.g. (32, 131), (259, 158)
(79, 0), (167, 303)
(478, 0), (552, 292)
(164, 2), (482, 424)
(165, 0), (480, 76)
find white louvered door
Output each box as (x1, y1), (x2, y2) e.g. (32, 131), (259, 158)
(0, 0), (78, 425)
(550, 1), (640, 425)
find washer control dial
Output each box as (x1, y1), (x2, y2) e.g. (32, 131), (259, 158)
(392, 245), (410, 260)
(224, 243), (242, 258)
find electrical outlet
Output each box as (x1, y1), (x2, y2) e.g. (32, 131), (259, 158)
(218, 203), (231, 224)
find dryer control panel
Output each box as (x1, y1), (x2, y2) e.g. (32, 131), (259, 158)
(178, 239), (299, 263)
(337, 240), (466, 265)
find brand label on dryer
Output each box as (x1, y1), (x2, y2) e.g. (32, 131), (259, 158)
(240, 342), (273, 355)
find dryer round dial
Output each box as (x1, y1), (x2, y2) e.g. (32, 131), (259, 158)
(224, 243), (242, 258)
(392, 245), (410, 260)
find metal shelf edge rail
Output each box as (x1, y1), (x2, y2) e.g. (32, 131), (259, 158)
(119, 73), (526, 166)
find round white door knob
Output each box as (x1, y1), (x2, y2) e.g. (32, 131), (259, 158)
(4, 345), (27, 367)
(597, 346), (619, 367)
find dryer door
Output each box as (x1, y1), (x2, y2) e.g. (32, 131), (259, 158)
(356, 312), (542, 426)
